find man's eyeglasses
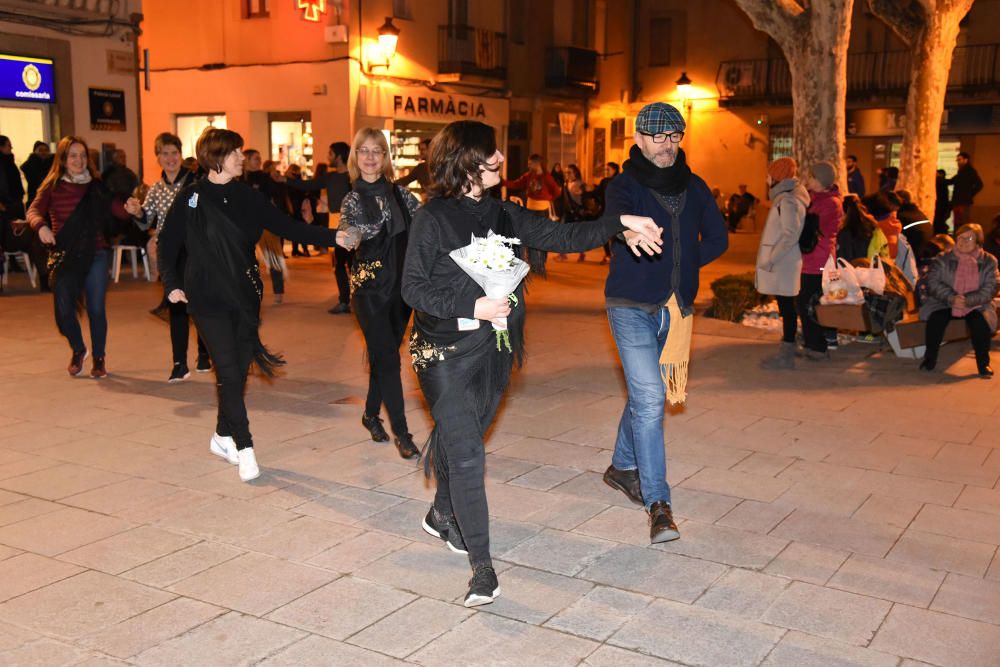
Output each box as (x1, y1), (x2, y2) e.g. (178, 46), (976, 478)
(356, 148), (386, 158)
(639, 130), (684, 144)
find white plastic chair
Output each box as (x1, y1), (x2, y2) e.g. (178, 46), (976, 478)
(111, 244), (151, 283)
(2, 251), (37, 289)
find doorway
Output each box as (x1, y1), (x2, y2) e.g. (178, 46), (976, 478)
(0, 103), (49, 190)
(268, 112), (312, 175)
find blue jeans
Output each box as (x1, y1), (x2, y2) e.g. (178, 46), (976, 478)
(607, 306), (671, 508)
(53, 249), (109, 357)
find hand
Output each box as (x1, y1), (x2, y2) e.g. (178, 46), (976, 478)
(37, 226), (55, 245)
(167, 289), (188, 304)
(474, 296), (511, 322)
(125, 197), (142, 216)
(952, 294), (966, 309)
(337, 227), (361, 250)
(620, 215), (663, 256)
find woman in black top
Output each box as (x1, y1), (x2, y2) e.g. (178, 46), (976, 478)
(401, 120), (662, 608)
(158, 128), (356, 483)
(339, 128), (421, 459)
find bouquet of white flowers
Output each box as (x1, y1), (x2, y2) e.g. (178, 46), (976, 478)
(449, 231), (531, 351)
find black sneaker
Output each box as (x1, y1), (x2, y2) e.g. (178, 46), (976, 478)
(421, 508), (468, 555)
(361, 413), (389, 442)
(168, 363), (190, 383)
(327, 302), (351, 315)
(196, 355), (212, 373)
(464, 566), (500, 608)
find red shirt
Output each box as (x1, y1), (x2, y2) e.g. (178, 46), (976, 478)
(505, 171), (562, 202)
(27, 180), (128, 250)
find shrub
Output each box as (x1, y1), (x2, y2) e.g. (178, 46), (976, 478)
(708, 272), (770, 322)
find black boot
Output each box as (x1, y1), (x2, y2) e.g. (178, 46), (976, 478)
(361, 413), (389, 442)
(394, 433), (420, 459)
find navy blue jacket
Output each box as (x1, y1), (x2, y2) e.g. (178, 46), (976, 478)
(604, 170), (728, 308)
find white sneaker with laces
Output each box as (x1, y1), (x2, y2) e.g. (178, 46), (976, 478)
(238, 448), (260, 482)
(209, 434), (239, 465)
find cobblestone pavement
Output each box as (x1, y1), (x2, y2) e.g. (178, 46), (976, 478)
(0, 235), (998, 666)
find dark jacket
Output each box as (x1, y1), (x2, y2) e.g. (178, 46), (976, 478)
(286, 170), (352, 213)
(20, 153), (51, 208)
(846, 168), (865, 197)
(919, 249), (998, 321)
(897, 202), (932, 257)
(947, 164), (984, 206)
(603, 170), (728, 309)
(0, 152), (25, 220)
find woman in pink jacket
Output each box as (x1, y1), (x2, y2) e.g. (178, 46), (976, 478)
(799, 161), (843, 358)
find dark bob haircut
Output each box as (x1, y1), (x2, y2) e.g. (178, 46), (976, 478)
(196, 127), (244, 173)
(427, 120), (497, 199)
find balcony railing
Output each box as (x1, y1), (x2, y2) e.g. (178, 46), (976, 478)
(716, 43), (1000, 106)
(545, 46), (600, 94)
(438, 25), (507, 81)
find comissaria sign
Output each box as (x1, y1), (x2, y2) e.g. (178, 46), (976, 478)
(0, 54), (55, 103)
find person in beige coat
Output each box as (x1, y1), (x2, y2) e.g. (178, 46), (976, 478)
(756, 157), (809, 369)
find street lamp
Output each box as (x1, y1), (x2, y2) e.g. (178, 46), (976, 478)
(365, 17), (401, 74)
(675, 71), (693, 109)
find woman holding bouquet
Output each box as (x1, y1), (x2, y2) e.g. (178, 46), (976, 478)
(338, 128), (422, 459)
(401, 120), (663, 608)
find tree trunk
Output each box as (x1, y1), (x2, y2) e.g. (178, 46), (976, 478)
(868, 0), (975, 217)
(732, 0), (854, 188)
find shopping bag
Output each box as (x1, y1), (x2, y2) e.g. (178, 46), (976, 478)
(853, 255), (886, 295)
(821, 256), (865, 305)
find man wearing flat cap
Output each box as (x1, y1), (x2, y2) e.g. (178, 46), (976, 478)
(601, 102), (728, 544)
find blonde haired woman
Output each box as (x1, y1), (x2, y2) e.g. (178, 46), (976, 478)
(340, 128), (422, 458)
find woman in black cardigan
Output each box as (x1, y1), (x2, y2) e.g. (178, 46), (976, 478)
(339, 128), (421, 459)
(401, 120), (662, 608)
(158, 128), (356, 483)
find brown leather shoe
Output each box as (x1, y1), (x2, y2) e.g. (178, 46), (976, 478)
(603, 465), (643, 505)
(648, 501), (680, 543)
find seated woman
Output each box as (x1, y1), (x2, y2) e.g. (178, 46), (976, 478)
(919, 223), (998, 378)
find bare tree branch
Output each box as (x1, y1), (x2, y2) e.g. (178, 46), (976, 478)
(866, 0), (925, 46)
(730, 0), (808, 46)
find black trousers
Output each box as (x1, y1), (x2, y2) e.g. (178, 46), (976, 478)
(193, 311), (254, 450)
(776, 295), (797, 343)
(169, 300), (208, 365)
(797, 273), (828, 352)
(358, 292), (410, 436)
(924, 308), (992, 368)
(332, 247), (352, 305)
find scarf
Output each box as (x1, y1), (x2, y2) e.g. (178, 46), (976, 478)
(659, 294), (693, 406)
(952, 248), (981, 317)
(353, 177), (406, 240)
(622, 145), (691, 196)
(62, 171), (93, 185)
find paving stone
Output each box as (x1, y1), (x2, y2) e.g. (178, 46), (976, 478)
(715, 500), (792, 534)
(764, 541), (851, 585)
(695, 568), (789, 619)
(771, 509), (902, 557)
(582, 645), (685, 666)
(351, 542), (477, 602)
(508, 464), (583, 491)
(121, 541), (245, 588)
(0, 463), (127, 500)
(854, 470), (962, 506)
(670, 487), (742, 523)
(116, 488), (219, 524)
(483, 454), (541, 482)
(0, 553), (84, 602)
(954, 485), (1000, 517)
(480, 565), (593, 625)
(169, 551), (335, 616)
(493, 437), (607, 469)
(486, 482), (607, 530)
(894, 455), (1000, 488)
(653, 521), (788, 569)
(0, 620), (39, 651)
(544, 585), (653, 641)
(132, 611), (305, 666)
(870, 604), (1000, 667)
(551, 471), (640, 509)
(488, 518), (546, 554)
(770, 482), (871, 517)
(762, 631), (901, 667)
(828, 554), (946, 607)
(62, 478), (180, 515)
(777, 460), (867, 487)
(887, 530), (996, 577)
(0, 571), (172, 640)
(911, 504), (1000, 545)
(761, 581), (891, 645)
(609, 598), (783, 667)
(730, 452), (796, 477)
(411, 612), (598, 666)
(579, 544), (727, 603)
(59, 525), (199, 575)
(228, 515), (362, 562)
(851, 494), (924, 528)
(306, 530), (412, 574)
(573, 505), (649, 545)
(292, 484), (406, 525)
(260, 634), (407, 666)
(930, 572), (1000, 624)
(78, 597), (225, 659)
(348, 597), (473, 658)
(0, 507), (132, 556)
(665, 440), (753, 468)
(0, 638), (87, 666)
(155, 496), (297, 543)
(267, 576), (415, 640)
(500, 528), (616, 576)
(680, 467), (792, 502)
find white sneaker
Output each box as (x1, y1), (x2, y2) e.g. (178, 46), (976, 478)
(209, 434), (239, 465)
(238, 448), (260, 482)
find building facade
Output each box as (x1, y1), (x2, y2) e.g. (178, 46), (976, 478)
(0, 0), (143, 178)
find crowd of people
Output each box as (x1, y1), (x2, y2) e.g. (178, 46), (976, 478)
(753, 152), (997, 378)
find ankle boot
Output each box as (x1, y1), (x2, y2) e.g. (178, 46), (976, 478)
(394, 433), (420, 459)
